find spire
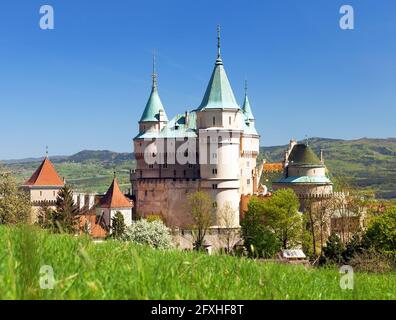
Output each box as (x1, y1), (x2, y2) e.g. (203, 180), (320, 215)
(242, 80), (254, 120)
(216, 25), (222, 65)
(139, 53), (168, 122)
(152, 51), (157, 89)
(198, 26), (239, 110)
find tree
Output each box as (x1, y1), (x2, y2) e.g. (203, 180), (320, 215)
(321, 234), (345, 265)
(187, 191), (213, 251)
(50, 185), (79, 234)
(0, 170), (31, 224)
(125, 219), (173, 249)
(241, 197), (281, 258)
(264, 189), (303, 249)
(110, 211), (126, 240)
(218, 202), (240, 253)
(363, 207), (396, 254)
(36, 201), (54, 229)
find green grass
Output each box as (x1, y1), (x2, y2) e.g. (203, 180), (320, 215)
(1, 226), (395, 300)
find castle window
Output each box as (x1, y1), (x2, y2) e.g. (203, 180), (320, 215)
(144, 190), (148, 197)
(212, 117), (216, 126)
(212, 153), (217, 159)
(163, 164), (168, 169)
(188, 164), (193, 168)
(173, 170), (177, 176)
(53, 191), (56, 196)
(183, 170), (186, 177)
(247, 179), (251, 185)
(229, 116), (231, 125)
(212, 168), (217, 175)
(40, 191), (43, 197)
(140, 170), (143, 178)
(149, 164), (154, 169)
(212, 202), (217, 208)
(212, 184), (218, 190)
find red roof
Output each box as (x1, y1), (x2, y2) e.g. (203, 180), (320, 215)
(99, 178), (132, 209)
(24, 157), (64, 187)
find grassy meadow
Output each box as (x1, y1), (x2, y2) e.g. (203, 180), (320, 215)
(0, 226), (395, 300)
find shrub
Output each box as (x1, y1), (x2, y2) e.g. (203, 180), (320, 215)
(321, 234), (345, 265)
(125, 219), (173, 249)
(349, 249), (395, 273)
(363, 207), (396, 254)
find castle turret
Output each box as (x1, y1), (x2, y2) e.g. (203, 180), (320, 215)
(196, 26), (242, 227)
(138, 55), (168, 134)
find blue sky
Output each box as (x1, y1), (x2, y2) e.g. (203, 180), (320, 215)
(0, 0), (395, 159)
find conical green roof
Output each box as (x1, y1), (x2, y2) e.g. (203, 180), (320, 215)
(288, 144), (322, 165)
(139, 85), (168, 122)
(242, 94), (254, 120)
(197, 57), (239, 110)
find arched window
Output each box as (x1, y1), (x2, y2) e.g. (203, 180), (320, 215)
(212, 117), (216, 126)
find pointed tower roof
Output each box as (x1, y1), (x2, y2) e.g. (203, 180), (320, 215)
(99, 177), (132, 209)
(197, 26), (239, 111)
(242, 81), (254, 120)
(139, 54), (168, 122)
(288, 143), (322, 166)
(24, 157), (64, 187)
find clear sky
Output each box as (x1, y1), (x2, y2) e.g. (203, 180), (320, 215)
(0, 0), (395, 159)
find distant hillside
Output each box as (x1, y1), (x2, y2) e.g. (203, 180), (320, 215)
(260, 137), (396, 199)
(2, 138), (396, 198)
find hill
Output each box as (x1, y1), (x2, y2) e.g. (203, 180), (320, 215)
(2, 137), (395, 198)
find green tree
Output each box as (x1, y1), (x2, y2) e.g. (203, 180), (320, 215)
(50, 185), (79, 234)
(363, 207), (396, 254)
(0, 170), (31, 224)
(187, 191), (213, 251)
(265, 189), (303, 249)
(241, 197), (281, 258)
(321, 234), (345, 265)
(110, 211), (126, 240)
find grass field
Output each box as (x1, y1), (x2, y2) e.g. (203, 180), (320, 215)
(1, 226), (395, 300)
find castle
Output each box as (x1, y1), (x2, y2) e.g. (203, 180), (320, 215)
(131, 27), (260, 227)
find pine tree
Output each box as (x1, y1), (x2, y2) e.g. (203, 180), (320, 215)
(322, 234), (345, 265)
(110, 211), (126, 240)
(52, 185), (79, 234)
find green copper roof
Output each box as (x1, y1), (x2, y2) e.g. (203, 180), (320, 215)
(197, 57), (239, 110)
(242, 94), (254, 120)
(135, 111), (197, 139)
(139, 85), (168, 122)
(288, 144), (322, 165)
(276, 175), (332, 184)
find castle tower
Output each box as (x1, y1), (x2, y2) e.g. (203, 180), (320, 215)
(22, 156), (65, 222)
(196, 26), (243, 227)
(273, 142), (333, 209)
(96, 176), (133, 230)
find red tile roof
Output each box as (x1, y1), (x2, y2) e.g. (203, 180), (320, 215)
(24, 157), (64, 187)
(99, 178), (133, 209)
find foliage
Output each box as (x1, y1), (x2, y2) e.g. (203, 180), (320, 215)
(1, 225), (396, 300)
(187, 191), (213, 251)
(241, 197), (282, 258)
(321, 234), (345, 265)
(0, 170), (31, 224)
(363, 207), (396, 254)
(125, 219), (173, 249)
(349, 249), (395, 274)
(110, 212), (127, 240)
(217, 202), (240, 253)
(146, 214), (163, 223)
(45, 185), (79, 234)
